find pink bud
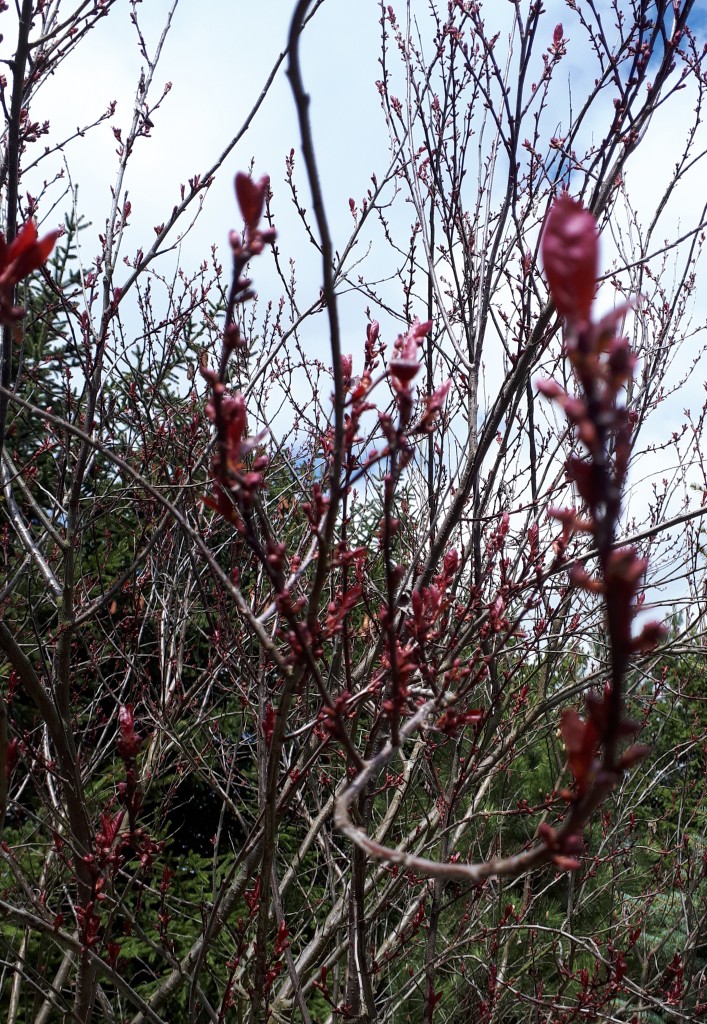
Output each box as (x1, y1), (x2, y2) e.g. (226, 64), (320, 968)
(536, 378), (564, 399)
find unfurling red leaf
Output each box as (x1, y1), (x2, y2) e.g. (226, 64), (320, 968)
(235, 173), (269, 230)
(417, 379), (451, 433)
(274, 919), (290, 954)
(630, 620), (667, 652)
(435, 707), (483, 737)
(0, 220), (59, 287)
(541, 194), (598, 323)
(0, 220), (60, 324)
(5, 737), (18, 778)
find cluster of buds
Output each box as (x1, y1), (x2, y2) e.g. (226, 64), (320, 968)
(94, 810), (125, 866)
(325, 585), (363, 638)
(388, 317), (432, 427)
(116, 704), (143, 833)
(378, 638), (418, 720)
(339, 321), (381, 471)
(315, 688), (354, 741)
(83, 769), (163, 955)
(201, 174), (276, 522)
(539, 195), (640, 549)
(406, 547), (460, 645)
(339, 317), (450, 485)
(539, 193), (664, 794)
(112, 704), (163, 872)
(203, 390), (268, 518)
(387, 318), (449, 435)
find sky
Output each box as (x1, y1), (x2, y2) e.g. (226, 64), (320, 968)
(6, 0), (707, 617)
(19, 0), (389, 282)
(15, 0), (707, 330)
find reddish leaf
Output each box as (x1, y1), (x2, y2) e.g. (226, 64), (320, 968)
(274, 919), (290, 954)
(235, 172), (269, 230)
(618, 743), (650, 769)
(435, 708), (483, 737)
(417, 379), (451, 432)
(0, 220), (59, 287)
(542, 194), (598, 323)
(0, 220), (59, 323)
(560, 707), (599, 794)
